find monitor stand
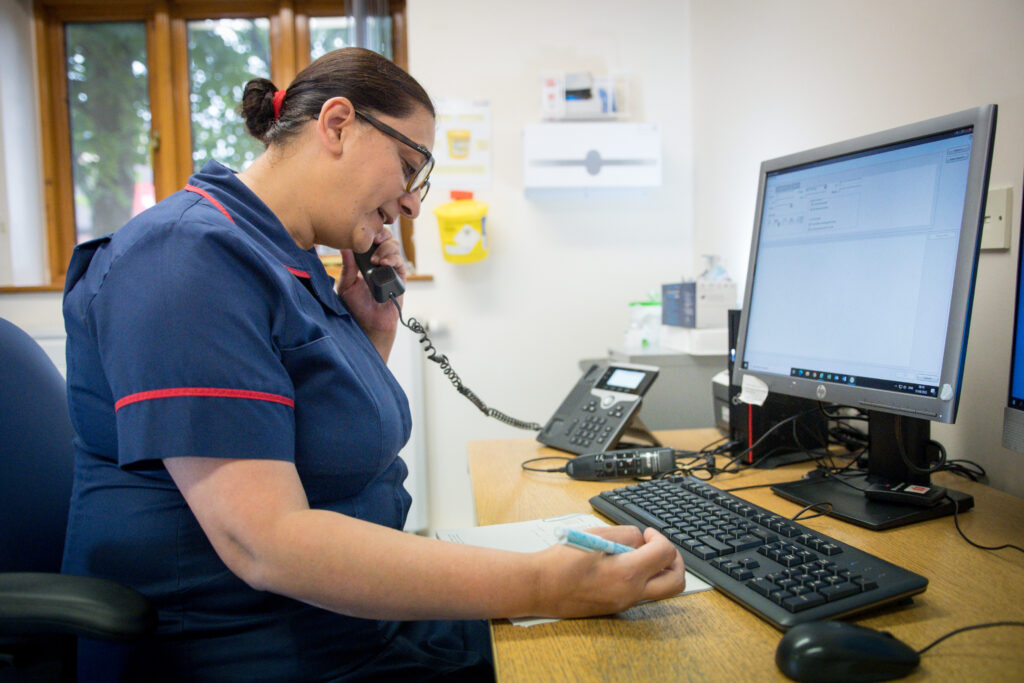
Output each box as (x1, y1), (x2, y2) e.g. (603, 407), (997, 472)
(771, 476), (973, 531)
(770, 411), (974, 531)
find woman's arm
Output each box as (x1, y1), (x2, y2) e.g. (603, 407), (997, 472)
(164, 456), (685, 621)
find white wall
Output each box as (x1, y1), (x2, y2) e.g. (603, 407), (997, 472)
(0, 0), (47, 286)
(406, 0), (695, 529)
(690, 0), (1024, 497)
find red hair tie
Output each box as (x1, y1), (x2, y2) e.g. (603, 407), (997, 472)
(272, 89), (286, 120)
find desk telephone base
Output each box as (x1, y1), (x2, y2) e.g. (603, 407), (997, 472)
(538, 362), (661, 455)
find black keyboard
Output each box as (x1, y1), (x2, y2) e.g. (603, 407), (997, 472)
(590, 476), (927, 630)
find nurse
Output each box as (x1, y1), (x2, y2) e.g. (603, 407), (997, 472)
(61, 47), (685, 681)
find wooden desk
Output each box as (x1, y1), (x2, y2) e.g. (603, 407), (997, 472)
(467, 429), (1024, 682)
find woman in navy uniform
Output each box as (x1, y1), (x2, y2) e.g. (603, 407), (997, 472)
(61, 47), (685, 681)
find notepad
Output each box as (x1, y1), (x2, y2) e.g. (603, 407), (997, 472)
(435, 512), (712, 626)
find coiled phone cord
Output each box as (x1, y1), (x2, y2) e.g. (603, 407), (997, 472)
(390, 296), (542, 431)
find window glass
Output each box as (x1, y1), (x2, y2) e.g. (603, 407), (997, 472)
(309, 16), (392, 60)
(309, 17), (351, 59)
(188, 18), (271, 172)
(65, 22), (151, 243)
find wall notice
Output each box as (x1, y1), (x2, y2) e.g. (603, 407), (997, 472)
(432, 99), (491, 191)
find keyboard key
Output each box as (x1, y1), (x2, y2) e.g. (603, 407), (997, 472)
(624, 503), (669, 529)
(782, 593), (827, 612)
(693, 545), (718, 560)
(750, 529), (780, 545)
(729, 535), (764, 552)
(697, 535), (734, 556)
(820, 582), (861, 602)
(851, 576), (878, 591)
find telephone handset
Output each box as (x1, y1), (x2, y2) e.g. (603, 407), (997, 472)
(537, 362), (662, 455)
(354, 242), (405, 304)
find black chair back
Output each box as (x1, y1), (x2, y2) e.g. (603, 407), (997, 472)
(0, 318), (75, 574)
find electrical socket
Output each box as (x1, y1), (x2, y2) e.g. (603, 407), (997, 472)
(981, 186), (1012, 251)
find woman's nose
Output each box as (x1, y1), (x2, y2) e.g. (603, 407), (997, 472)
(398, 190), (421, 219)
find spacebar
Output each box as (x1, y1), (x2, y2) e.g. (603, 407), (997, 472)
(623, 503), (669, 530)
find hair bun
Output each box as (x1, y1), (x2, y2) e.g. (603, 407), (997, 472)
(240, 77), (279, 143)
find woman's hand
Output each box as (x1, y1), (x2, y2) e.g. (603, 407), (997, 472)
(335, 229), (407, 359)
(528, 525), (686, 619)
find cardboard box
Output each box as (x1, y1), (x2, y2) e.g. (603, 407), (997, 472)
(662, 281), (737, 329)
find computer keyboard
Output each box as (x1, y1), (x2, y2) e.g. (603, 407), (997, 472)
(590, 476), (928, 629)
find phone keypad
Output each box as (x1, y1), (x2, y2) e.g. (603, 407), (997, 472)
(566, 414), (615, 448)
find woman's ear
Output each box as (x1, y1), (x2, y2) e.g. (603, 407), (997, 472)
(316, 97), (356, 156)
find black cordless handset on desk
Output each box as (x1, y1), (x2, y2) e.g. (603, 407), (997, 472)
(354, 242), (405, 303)
(566, 447), (676, 480)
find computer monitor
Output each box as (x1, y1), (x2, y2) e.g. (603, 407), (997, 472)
(732, 105), (997, 530)
(1003, 175), (1024, 453)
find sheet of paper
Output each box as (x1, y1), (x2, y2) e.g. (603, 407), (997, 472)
(739, 373), (770, 406)
(436, 512), (712, 627)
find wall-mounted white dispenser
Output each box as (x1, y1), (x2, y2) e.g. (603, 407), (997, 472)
(522, 122), (662, 189)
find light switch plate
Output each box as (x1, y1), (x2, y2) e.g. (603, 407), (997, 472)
(981, 186), (1011, 251)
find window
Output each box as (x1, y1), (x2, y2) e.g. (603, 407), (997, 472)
(30, 0), (411, 288)
(65, 21), (152, 244)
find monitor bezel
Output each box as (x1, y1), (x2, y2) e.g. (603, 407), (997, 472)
(732, 105), (997, 425)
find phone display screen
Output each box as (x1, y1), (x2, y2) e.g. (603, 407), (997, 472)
(598, 367), (650, 393)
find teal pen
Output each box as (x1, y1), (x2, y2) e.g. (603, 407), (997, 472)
(555, 527), (634, 554)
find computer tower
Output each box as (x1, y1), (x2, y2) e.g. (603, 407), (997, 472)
(727, 309), (829, 467)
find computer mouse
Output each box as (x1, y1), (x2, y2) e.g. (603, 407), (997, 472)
(776, 621), (920, 682)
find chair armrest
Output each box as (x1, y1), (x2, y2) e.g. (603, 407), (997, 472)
(0, 572), (155, 641)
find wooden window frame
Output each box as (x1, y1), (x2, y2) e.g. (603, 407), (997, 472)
(27, 0), (412, 290)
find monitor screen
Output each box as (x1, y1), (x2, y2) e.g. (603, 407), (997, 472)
(1003, 174), (1024, 453)
(733, 105), (997, 530)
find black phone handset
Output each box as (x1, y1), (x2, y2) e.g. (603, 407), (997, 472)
(353, 243), (540, 431)
(354, 242), (405, 304)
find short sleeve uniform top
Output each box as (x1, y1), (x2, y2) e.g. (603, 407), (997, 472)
(61, 161), (413, 680)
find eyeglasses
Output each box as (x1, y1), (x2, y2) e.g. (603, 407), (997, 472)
(355, 110), (434, 201)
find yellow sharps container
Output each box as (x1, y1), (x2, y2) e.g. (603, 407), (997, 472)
(433, 190), (489, 264)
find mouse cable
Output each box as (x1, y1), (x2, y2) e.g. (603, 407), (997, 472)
(938, 458), (986, 481)
(790, 501), (834, 522)
(947, 494), (1024, 554)
(390, 296), (542, 431)
(915, 621), (1024, 656)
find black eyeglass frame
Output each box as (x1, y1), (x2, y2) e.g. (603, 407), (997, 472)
(355, 110), (434, 200)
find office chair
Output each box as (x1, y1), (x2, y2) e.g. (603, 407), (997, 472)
(0, 318), (154, 681)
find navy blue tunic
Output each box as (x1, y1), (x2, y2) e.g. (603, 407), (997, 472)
(60, 161), (438, 680)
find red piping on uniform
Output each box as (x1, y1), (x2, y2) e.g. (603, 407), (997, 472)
(184, 184), (312, 279)
(185, 184), (234, 223)
(115, 387), (295, 411)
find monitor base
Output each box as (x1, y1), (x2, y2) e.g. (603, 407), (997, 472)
(771, 475), (974, 531)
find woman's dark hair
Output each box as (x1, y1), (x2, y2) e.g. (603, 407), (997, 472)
(240, 47), (434, 146)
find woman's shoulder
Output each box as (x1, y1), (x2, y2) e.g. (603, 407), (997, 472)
(66, 189), (286, 315)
